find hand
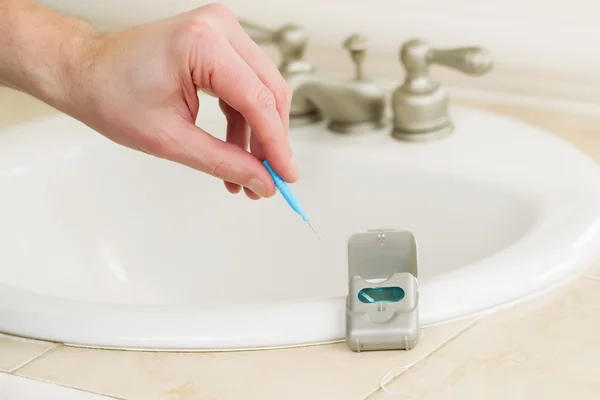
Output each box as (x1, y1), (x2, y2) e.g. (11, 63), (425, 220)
(58, 4), (297, 199)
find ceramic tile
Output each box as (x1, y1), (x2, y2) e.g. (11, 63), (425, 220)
(367, 278), (600, 400)
(0, 373), (119, 400)
(16, 319), (474, 400)
(0, 334), (56, 372)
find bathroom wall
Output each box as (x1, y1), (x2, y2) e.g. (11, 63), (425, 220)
(39, 0), (600, 104)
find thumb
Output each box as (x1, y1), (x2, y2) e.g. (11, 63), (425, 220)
(155, 120), (276, 198)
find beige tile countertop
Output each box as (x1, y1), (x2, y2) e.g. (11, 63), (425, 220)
(1, 86), (600, 400)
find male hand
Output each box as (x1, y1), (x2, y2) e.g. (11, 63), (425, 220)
(1, 1), (297, 199)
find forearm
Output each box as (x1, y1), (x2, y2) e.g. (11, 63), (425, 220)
(0, 0), (96, 108)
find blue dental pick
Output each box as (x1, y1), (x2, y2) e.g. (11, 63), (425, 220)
(263, 160), (320, 239)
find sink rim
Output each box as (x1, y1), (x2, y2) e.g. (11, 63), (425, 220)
(1, 99), (600, 351)
(1, 197), (599, 351)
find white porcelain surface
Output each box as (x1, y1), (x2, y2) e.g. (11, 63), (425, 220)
(0, 373), (115, 400)
(1, 96), (600, 350)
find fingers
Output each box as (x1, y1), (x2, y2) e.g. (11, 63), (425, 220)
(220, 15), (295, 180)
(219, 99), (248, 195)
(249, 134), (264, 165)
(197, 4), (292, 135)
(222, 18), (292, 134)
(190, 24), (297, 184)
(152, 119), (276, 198)
(219, 95), (264, 200)
(224, 27), (286, 178)
(243, 187), (261, 200)
(224, 180), (242, 194)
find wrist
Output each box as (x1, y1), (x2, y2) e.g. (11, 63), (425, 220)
(27, 17), (99, 112)
(0, 1), (99, 111)
(44, 20), (101, 114)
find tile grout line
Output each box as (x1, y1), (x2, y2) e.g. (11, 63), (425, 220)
(9, 344), (63, 374)
(7, 374), (127, 400)
(361, 318), (481, 400)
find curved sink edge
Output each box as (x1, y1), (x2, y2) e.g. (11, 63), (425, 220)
(0, 254), (590, 352)
(2, 193), (600, 351)
(1, 224), (599, 351)
(2, 97), (600, 350)
(427, 195), (600, 281)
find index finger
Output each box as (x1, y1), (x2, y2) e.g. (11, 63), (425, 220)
(193, 38), (297, 183)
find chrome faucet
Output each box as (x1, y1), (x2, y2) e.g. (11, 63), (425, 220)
(239, 20), (493, 141)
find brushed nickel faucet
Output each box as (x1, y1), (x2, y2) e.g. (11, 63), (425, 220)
(239, 20), (493, 141)
(239, 20), (314, 79)
(240, 20), (387, 133)
(391, 39), (493, 141)
(289, 34), (388, 134)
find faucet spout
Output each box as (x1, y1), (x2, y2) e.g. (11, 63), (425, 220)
(287, 34), (388, 134)
(240, 20), (492, 141)
(290, 75), (388, 133)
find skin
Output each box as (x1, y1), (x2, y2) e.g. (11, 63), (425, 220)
(0, 0), (298, 199)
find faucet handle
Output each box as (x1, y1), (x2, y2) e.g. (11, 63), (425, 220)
(239, 19), (313, 77)
(428, 47), (493, 75)
(390, 39), (493, 142)
(343, 34), (368, 81)
(400, 38), (493, 78)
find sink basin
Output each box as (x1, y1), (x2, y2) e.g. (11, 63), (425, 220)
(1, 96), (600, 351)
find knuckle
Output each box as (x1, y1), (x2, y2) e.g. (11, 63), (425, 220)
(209, 160), (232, 181)
(253, 84), (276, 111)
(201, 56), (220, 81)
(274, 78), (292, 107)
(183, 18), (217, 42)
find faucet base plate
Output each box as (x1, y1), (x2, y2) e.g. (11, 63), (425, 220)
(328, 118), (388, 134)
(391, 123), (454, 142)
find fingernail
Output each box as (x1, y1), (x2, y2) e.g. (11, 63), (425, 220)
(246, 178), (268, 197)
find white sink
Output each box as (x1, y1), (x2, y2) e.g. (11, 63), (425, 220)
(1, 96), (600, 351)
